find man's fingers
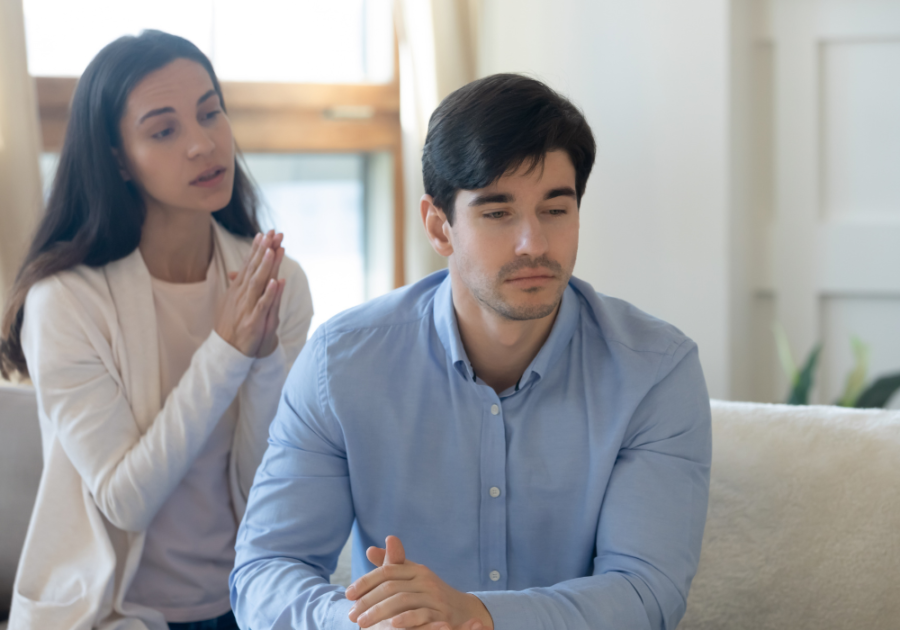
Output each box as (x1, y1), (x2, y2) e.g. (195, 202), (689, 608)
(346, 562), (416, 602)
(409, 619), (483, 630)
(387, 607), (449, 629)
(366, 546), (387, 567)
(385, 535), (406, 565)
(354, 593), (432, 628)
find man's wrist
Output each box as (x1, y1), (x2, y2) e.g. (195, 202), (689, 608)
(466, 593), (494, 630)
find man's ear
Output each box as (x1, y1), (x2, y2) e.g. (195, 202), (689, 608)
(110, 148), (132, 182)
(420, 195), (453, 257)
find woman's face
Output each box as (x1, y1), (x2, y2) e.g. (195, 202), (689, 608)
(117, 58), (235, 216)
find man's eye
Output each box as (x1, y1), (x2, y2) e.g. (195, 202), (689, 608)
(484, 211), (507, 219)
(548, 208), (567, 215)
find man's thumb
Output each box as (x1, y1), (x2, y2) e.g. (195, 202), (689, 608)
(384, 535), (406, 565)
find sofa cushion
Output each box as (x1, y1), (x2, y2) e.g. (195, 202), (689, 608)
(0, 384), (41, 618)
(680, 400), (900, 629)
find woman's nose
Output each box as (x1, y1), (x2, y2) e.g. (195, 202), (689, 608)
(186, 124), (216, 158)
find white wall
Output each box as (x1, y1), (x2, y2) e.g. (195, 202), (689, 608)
(479, 0), (733, 398)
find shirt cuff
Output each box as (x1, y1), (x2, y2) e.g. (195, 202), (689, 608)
(469, 591), (532, 630)
(207, 329), (257, 371)
(250, 339), (287, 376)
(327, 597), (358, 630)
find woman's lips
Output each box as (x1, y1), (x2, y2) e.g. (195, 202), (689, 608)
(191, 167), (226, 187)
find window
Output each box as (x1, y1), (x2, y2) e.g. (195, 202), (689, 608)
(27, 0), (403, 336)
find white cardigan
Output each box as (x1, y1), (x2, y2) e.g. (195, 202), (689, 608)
(8, 221), (313, 630)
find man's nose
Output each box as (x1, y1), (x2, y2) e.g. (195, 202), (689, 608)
(515, 214), (550, 257)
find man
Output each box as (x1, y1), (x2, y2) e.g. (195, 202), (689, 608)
(231, 74), (711, 630)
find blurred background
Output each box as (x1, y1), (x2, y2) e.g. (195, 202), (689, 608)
(1, 0), (899, 405)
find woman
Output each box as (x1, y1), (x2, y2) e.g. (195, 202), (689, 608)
(0, 31), (312, 629)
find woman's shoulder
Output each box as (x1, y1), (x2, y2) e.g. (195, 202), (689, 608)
(26, 264), (111, 313)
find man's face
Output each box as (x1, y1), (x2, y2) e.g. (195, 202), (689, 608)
(446, 150), (580, 321)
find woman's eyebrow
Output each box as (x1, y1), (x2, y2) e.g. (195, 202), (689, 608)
(137, 91), (218, 125)
(197, 89), (217, 105)
(138, 107), (175, 125)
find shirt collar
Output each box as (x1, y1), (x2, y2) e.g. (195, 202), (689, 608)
(433, 272), (580, 388)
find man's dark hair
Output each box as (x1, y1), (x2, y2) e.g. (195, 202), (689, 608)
(422, 73), (596, 224)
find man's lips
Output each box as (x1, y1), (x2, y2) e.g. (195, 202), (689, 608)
(190, 166), (227, 186)
(505, 272), (555, 283)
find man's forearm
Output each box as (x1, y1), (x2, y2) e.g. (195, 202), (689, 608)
(231, 557), (358, 630)
(472, 573), (656, 630)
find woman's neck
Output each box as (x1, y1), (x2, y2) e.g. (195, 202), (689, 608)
(139, 206), (214, 283)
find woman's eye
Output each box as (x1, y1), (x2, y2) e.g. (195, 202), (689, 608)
(152, 128), (174, 139)
(203, 110), (221, 121)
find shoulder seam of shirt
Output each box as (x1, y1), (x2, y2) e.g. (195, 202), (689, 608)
(604, 334), (688, 357)
(651, 337), (694, 386)
(322, 308), (431, 338)
(315, 330), (342, 431)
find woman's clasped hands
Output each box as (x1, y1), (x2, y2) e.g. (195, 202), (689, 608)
(215, 230), (286, 358)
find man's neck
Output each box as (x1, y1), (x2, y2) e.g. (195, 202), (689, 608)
(450, 275), (560, 395)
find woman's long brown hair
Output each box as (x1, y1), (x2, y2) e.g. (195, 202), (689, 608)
(0, 30), (261, 379)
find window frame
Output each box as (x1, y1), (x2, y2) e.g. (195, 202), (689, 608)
(33, 49), (405, 287)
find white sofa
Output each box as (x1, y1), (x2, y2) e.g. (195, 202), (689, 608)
(0, 384), (42, 626)
(680, 400), (900, 629)
(2, 388), (898, 629)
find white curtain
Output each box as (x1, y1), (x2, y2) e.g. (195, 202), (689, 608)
(394, 0), (481, 283)
(0, 0), (42, 300)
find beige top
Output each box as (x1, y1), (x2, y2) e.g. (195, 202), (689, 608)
(12, 220), (313, 630)
(126, 251), (238, 622)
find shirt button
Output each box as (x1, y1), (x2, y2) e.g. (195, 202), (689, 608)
(489, 570), (501, 582)
(490, 404), (500, 415)
(489, 486), (501, 498)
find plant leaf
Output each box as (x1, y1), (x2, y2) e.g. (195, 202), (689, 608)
(837, 336), (870, 407)
(773, 322), (797, 385)
(855, 372), (900, 408)
(787, 343), (821, 405)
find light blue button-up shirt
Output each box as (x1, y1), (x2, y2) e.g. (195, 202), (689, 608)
(231, 270), (711, 630)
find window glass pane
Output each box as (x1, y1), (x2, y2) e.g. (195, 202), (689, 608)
(38, 152), (371, 337)
(243, 153), (367, 336)
(24, 0), (214, 77)
(23, 0), (393, 83)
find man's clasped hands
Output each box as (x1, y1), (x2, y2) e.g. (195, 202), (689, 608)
(347, 536), (493, 630)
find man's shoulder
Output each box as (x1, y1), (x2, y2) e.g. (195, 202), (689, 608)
(316, 270), (448, 341)
(569, 277), (694, 358)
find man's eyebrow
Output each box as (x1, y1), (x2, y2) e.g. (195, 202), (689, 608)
(137, 91), (218, 125)
(545, 186), (577, 200)
(468, 193), (513, 206)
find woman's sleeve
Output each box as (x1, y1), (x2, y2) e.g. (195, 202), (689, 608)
(231, 258), (314, 513)
(22, 275), (255, 533)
